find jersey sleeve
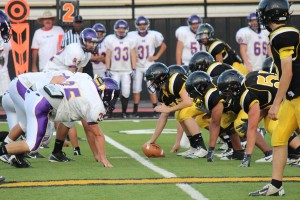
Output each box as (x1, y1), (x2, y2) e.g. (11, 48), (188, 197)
(154, 31), (164, 48)
(235, 28), (249, 45)
(31, 29), (40, 49)
(209, 41), (225, 57)
(240, 89), (258, 113)
(166, 73), (186, 97)
(270, 28), (299, 59)
(175, 27), (186, 42)
(204, 88), (223, 111)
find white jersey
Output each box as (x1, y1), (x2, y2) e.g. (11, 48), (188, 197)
(0, 40), (12, 96)
(175, 26), (206, 65)
(92, 39), (107, 73)
(236, 27), (270, 71)
(104, 34), (136, 72)
(128, 30), (164, 68)
(43, 43), (90, 72)
(31, 26), (64, 71)
(50, 73), (105, 123)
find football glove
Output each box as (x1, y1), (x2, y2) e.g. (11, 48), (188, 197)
(236, 118), (248, 135)
(105, 69), (111, 77)
(131, 69), (136, 79)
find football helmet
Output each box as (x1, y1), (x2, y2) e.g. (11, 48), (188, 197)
(145, 62), (169, 93)
(95, 77), (120, 114)
(92, 23), (106, 41)
(196, 23), (215, 43)
(79, 28), (99, 52)
(187, 14), (202, 33)
(114, 19), (129, 39)
(186, 71), (212, 99)
(0, 10), (11, 43)
(262, 57), (277, 73)
(135, 16), (150, 33)
(168, 65), (187, 76)
(256, 0), (290, 32)
(217, 69), (244, 107)
(189, 52), (215, 73)
(247, 12), (259, 32)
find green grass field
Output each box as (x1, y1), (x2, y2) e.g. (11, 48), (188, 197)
(1, 119), (299, 200)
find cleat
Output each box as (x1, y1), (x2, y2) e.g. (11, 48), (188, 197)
(122, 113), (128, 119)
(153, 112), (160, 118)
(131, 113), (140, 119)
(287, 154), (300, 165)
(177, 147), (196, 157)
(220, 150), (244, 161)
(186, 147), (208, 159)
(258, 127), (267, 138)
(218, 143), (228, 151)
(255, 155), (273, 163)
(290, 157), (300, 167)
(8, 154), (31, 168)
(0, 176), (5, 182)
(73, 148), (81, 156)
(249, 184), (285, 196)
(48, 152), (74, 162)
(240, 155), (251, 167)
(215, 148), (233, 158)
(0, 154), (10, 163)
(25, 152), (45, 159)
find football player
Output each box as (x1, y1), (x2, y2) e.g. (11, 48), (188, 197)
(218, 70), (278, 167)
(236, 12), (271, 72)
(175, 14), (205, 66)
(128, 16), (167, 118)
(43, 28), (98, 72)
(0, 75), (119, 168)
(196, 23), (248, 75)
(249, 0), (300, 196)
(92, 23), (107, 78)
(144, 62), (209, 159)
(186, 71), (247, 162)
(0, 10), (11, 43)
(105, 19), (137, 118)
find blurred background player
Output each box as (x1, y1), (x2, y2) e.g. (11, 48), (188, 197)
(196, 23), (248, 75)
(31, 10), (64, 72)
(175, 14), (205, 65)
(105, 19), (136, 118)
(92, 23), (107, 78)
(236, 12), (271, 72)
(128, 16), (167, 118)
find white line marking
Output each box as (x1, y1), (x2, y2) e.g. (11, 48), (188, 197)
(105, 135), (208, 200)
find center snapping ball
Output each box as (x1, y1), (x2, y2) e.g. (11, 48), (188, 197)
(142, 143), (165, 158)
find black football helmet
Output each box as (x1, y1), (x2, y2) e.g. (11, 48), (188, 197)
(186, 71), (212, 99)
(145, 62), (169, 93)
(217, 69), (244, 107)
(262, 57), (277, 73)
(0, 10), (11, 43)
(189, 52), (215, 73)
(168, 65), (187, 76)
(256, 0), (290, 32)
(196, 23), (215, 43)
(95, 77), (120, 114)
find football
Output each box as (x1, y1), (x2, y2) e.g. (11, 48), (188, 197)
(142, 143), (165, 158)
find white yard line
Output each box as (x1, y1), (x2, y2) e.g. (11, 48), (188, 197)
(105, 135), (208, 200)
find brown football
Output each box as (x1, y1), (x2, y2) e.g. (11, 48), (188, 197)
(142, 143), (165, 158)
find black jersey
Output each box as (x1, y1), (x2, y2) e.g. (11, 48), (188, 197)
(206, 61), (233, 77)
(206, 38), (242, 65)
(269, 26), (300, 100)
(240, 71), (279, 113)
(157, 73), (187, 106)
(196, 77), (240, 115)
